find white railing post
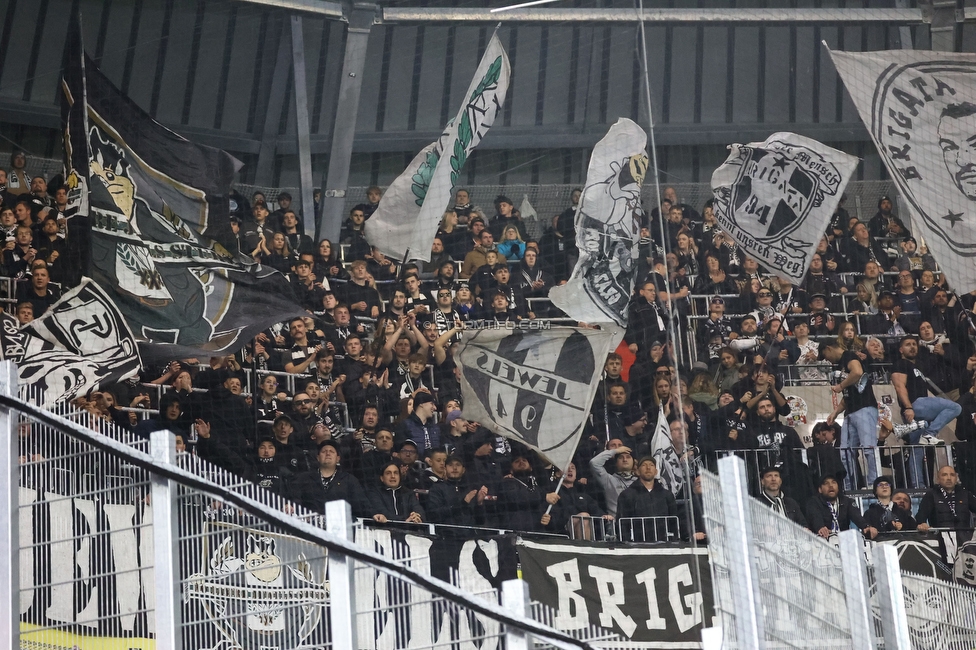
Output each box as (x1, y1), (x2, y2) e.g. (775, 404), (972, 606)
(0, 361), (19, 649)
(716, 455), (764, 649)
(326, 500), (358, 650)
(838, 530), (874, 650)
(150, 429), (181, 650)
(873, 543), (911, 650)
(502, 579), (532, 650)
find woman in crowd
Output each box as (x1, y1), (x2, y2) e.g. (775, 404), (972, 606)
(835, 320), (864, 352)
(693, 250), (738, 296)
(313, 239), (347, 282)
(675, 228), (699, 276)
(496, 225), (526, 261)
(437, 210), (467, 260)
(265, 232), (294, 274)
(453, 285), (477, 321)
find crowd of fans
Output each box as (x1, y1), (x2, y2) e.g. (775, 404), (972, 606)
(6, 146), (976, 540)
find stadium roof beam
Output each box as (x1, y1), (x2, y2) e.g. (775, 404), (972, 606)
(380, 7), (927, 24)
(236, 0), (345, 18)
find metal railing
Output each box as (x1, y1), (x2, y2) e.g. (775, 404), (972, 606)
(0, 361), (621, 650)
(700, 454), (976, 649)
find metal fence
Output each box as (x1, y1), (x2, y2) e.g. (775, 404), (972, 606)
(700, 454), (976, 650)
(0, 361), (624, 650)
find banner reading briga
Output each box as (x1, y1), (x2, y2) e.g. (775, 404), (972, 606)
(829, 48), (976, 294)
(517, 538), (713, 648)
(711, 132), (858, 284)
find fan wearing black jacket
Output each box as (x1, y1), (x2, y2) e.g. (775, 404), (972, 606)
(616, 456), (678, 542)
(864, 476), (917, 532)
(290, 440), (369, 517)
(805, 474), (878, 539)
(550, 462), (610, 538)
(426, 455), (487, 526)
(366, 462), (425, 524)
(758, 466), (807, 527)
(249, 436), (294, 497)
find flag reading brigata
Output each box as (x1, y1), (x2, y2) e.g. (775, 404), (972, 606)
(60, 15), (304, 358)
(367, 34), (510, 262)
(711, 132), (857, 284)
(829, 49), (976, 293)
(549, 119), (648, 326)
(0, 279), (140, 407)
(455, 326), (622, 471)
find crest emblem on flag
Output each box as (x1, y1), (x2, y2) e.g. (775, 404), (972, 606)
(712, 133), (857, 283)
(456, 326), (623, 471)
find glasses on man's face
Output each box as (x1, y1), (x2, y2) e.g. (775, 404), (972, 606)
(295, 399), (312, 405)
(438, 292), (451, 297)
(758, 292), (772, 297)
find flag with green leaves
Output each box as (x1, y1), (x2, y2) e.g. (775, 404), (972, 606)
(366, 33), (510, 262)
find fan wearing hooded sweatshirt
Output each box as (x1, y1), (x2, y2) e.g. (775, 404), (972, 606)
(367, 462), (425, 523)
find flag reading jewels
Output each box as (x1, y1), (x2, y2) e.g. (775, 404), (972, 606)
(455, 325), (623, 472)
(710, 132), (858, 284)
(548, 118), (648, 326)
(366, 34), (510, 262)
(829, 48), (976, 294)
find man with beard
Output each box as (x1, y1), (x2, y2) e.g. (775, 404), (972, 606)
(917, 465), (976, 531)
(823, 341), (880, 489)
(290, 440), (369, 516)
(289, 393), (323, 451)
(590, 382), (647, 449)
(758, 465), (806, 526)
(589, 442), (638, 517)
(495, 450), (559, 532)
(398, 391), (439, 457)
(868, 196), (910, 240)
(550, 462), (610, 539)
(751, 396), (809, 501)
(805, 475), (878, 540)
(864, 476), (917, 532)
(842, 222), (891, 273)
(923, 289), (966, 342)
(426, 455), (487, 526)
(616, 456), (678, 542)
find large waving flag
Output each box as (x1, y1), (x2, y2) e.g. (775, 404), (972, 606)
(649, 407), (684, 496)
(829, 48), (976, 293)
(366, 33), (510, 262)
(711, 132), (858, 284)
(455, 325), (623, 472)
(548, 119), (648, 326)
(60, 14), (304, 360)
(1, 279), (141, 407)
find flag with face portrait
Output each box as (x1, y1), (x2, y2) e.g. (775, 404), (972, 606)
(367, 34), (510, 262)
(0, 278), (141, 407)
(455, 325), (622, 471)
(710, 132), (858, 284)
(829, 49), (976, 294)
(548, 119), (648, 326)
(60, 14), (304, 360)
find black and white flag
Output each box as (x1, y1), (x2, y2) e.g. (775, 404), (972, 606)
(60, 15), (304, 359)
(829, 49), (976, 293)
(0, 278), (141, 407)
(455, 325), (622, 471)
(549, 119), (648, 326)
(649, 407), (686, 496)
(711, 132), (858, 283)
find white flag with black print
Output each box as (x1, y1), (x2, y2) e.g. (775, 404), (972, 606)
(711, 132), (858, 285)
(455, 325), (622, 471)
(0, 278), (141, 407)
(367, 33), (510, 262)
(549, 119), (648, 327)
(829, 48), (976, 294)
(650, 407), (685, 496)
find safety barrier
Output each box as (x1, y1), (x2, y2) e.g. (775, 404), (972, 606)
(700, 454), (976, 649)
(0, 361), (623, 650)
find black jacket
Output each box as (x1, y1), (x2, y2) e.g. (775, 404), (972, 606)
(494, 474), (552, 533)
(616, 480), (678, 542)
(758, 490), (807, 527)
(290, 469), (369, 517)
(916, 486), (976, 529)
(550, 483), (605, 533)
(805, 494), (870, 534)
(426, 478), (482, 526)
(864, 502), (917, 532)
(366, 485), (425, 522)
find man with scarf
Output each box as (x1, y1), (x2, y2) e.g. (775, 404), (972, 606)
(426, 455), (487, 526)
(864, 476), (917, 532)
(805, 474), (878, 540)
(758, 465), (806, 526)
(917, 465), (976, 531)
(398, 391), (439, 457)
